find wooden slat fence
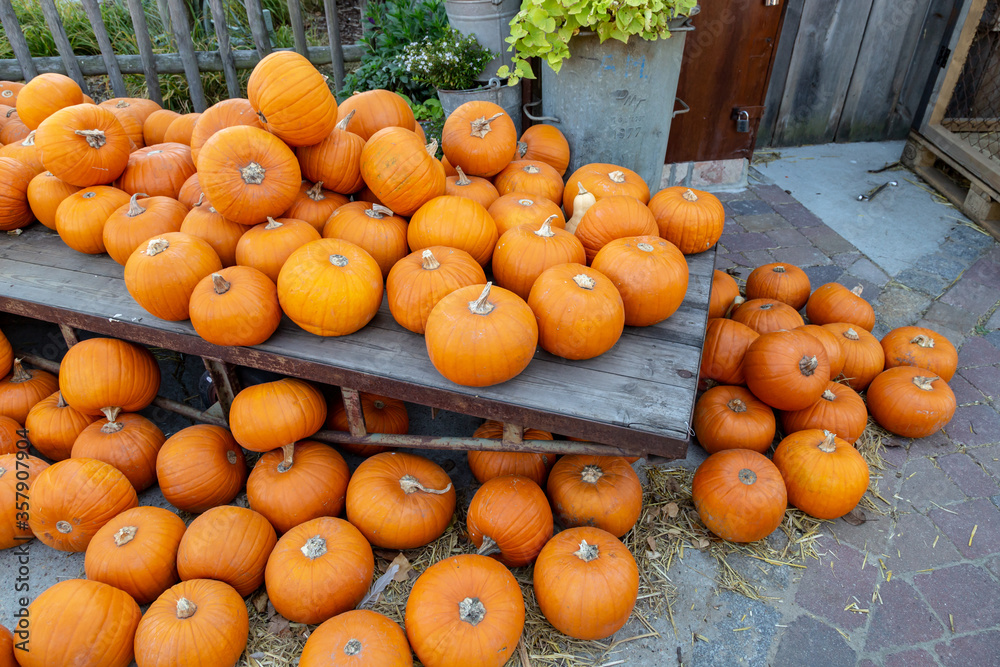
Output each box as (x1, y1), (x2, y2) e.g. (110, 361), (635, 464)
(0, 0), (362, 111)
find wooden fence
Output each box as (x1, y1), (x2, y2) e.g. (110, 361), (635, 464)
(0, 0), (363, 111)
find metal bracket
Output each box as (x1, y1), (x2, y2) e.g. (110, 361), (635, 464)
(673, 98), (690, 118)
(523, 99), (560, 123)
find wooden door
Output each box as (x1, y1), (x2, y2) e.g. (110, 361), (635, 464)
(665, 0), (788, 163)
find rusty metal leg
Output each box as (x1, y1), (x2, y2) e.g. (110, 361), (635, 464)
(502, 422), (524, 447)
(202, 357), (241, 419)
(341, 387), (368, 438)
(59, 324), (78, 347)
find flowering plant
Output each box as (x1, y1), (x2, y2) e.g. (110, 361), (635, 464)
(398, 28), (497, 91)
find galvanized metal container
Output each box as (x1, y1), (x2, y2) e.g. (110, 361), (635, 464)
(438, 78), (523, 136)
(444, 0), (520, 82)
(537, 20), (694, 191)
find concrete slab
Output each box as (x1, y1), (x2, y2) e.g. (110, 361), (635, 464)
(753, 142), (962, 276)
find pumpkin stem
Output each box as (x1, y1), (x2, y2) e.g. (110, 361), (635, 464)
(8, 359), (31, 383)
(211, 273), (231, 295)
(577, 182), (590, 196)
(913, 375), (939, 391)
(759, 303), (774, 311)
(573, 539), (599, 562)
(534, 215), (558, 238)
(523, 163), (540, 174)
(114, 100), (129, 108)
(682, 188), (699, 202)
(454, 165), (472, 186)
(468, 283), (496, 316)
(124, 192), (148, 217)
(458, 597), (487, 625)
(580, 464), (604, 483)
(300, 534), (328, 559)
(226, 450), (238, 465)
(399, 474), (452, 495)
(772, 265), (786, 273)
(724, 296), (745, 319)
(818, 430), (837, 453)
(74, 128), (107, 149)
(366, 203), (394, 218)
(738, 468), (757, 485)
(470, 113), (504, 139)
(100, 406), (124, 433)
(343, 639), (362, 656)
(726, 398), (747, 413)
(56, 392), (67, 408)
(911, 334), (935, 348)
(240, 161), (265, 185)
(335, 109), (356, 131)
(113, 525), (137, 546)
(329, 254), (349, 267)
(844, 328), (860, 341)
(517, 198), (535, 207)
(608, 170), (626, 184)
(517, 140), (527, 158)
(822, 389), (837, 401)
(194, 193), (205, 207)
(145, 237), (169, 256)
(851, 285), (864, 297)
(425, 138), (438, 157)
(477, 536), (501, 558)
(0, 466), (6, 479)
(277, 443), (295, 473)
(306, 181), (325, 201)
(421, 249), (441, 270)
(175, 597), (198, 619)
(21, 131), (35, 147)
(637, 242), (655, 252)
(56, 520), (72, 534)
(798, 355), (819, 376)
(573, 273), (596, 290)
(264, 217), (282, 230)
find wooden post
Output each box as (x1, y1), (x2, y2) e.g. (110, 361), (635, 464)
(202, 358), (241, 419)
(206, 0), (241, 98)
(0, 0), (39, 80)
(322, 0), (345, 90)
(155, 0), (173, 47)
(38, 0), (90, 93)
(125, 0), (163, 105)
(243, 0), (273, 59)
(286, 0), (309, 57)
(165, 0), (208, 111)
(80, 0), (129, 97)
(340, 388), (368, 438)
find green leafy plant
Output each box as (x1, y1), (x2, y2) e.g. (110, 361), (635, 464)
(398, 28), (496, 91)
(498, 0), (698, 84)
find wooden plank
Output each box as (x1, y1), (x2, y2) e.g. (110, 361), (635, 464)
(927, 0), (988, 127)
(0, 0), (38, 80)
(322, 0), (345, 90)
(835, 0), (934, 143)
(286, 0), (309, 57)
(165, 0), (208, 112)
(38, 0), (90, 93)
(922, 121), (1000, 193)
(125, 0), (164, 105)
(80, 0), (129, 97)
(243, 0), (274, 58)
(206, 0), (241, 99)
(758, 0), (804, 147)
(771, 0), (874, 146)
(154, 0), (173, 46)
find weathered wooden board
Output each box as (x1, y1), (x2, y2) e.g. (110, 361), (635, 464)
(0, 0), (38, 80)
(757, 0), (804, 147)
(0, 227), (714, 458)
(38, 0), (91, 93)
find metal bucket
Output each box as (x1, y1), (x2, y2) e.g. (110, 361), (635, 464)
(444, 0), (520, 82)
(535, 19), (694, 191)
(438, 78), (523, 136)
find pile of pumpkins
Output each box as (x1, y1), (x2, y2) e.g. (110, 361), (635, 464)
(691, 264), (958, 542)
(0, 330), (650, 667)
(0, 51), (724, 389)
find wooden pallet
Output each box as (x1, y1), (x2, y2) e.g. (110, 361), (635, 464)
(0, 226), (715, 459)
(903, 130), (1000, 242)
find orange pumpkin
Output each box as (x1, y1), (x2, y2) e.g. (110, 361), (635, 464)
(176, 505), (277, 597)
(387, 246), (487, 334)
(360, 126), (445, 216)
(699, 317), (759, 387)
(0, 109), (30, 146)
(0, 415), (19, 455)
(0, 81), (25, 106)
(563, 163), (649, 218)
(57, 337), (160, 416)
(806, 283), (876, 331)
(780, 381), (868, 445)
(15, 73), (83, 129)
(867, 367), (957, 438)
(493, 159), (564, 203)
(546, 455), (641, 537)
(647, 186), (725, 254)
(0, 453), (48, 550)
(745, 263), (811, 310)
(26, 170), (81, 229)
(124, 233), (223, 321)
(300, 610), (413, 667)
(880, 326), (958, 381)
(326, 392), (409, 457)
(99, 97), (161, 126)
(797, 324), (847, 379)
(492, 215), (586, 300)
(732, 298), (805, 334)
(296, 112), (366, 195)
(117, 143), (196, 199)
(487, 191), (565, 236)
(71, 411), (165, 492)
(55, 185), (131, 254)
(445, 164), (500, 209)
(693, 385), (775, 454)
(264, 516), (374, 624)
(467, 422), (555, 486)
(345, 451), (456, 549)
(0, 329), (9, 378)
(35, 104), (130, 186)
(574, 195), (659, 263)
(518, 123), (570, 175)
(189, 97), (263, 163)
(248, 51), (339, 146)
(0, 156), (35, 230)
(0, 626), (11, 667)
(0, 130), (44, 175)
(142, 108), (181, 145)
(179, 197), (248, 267)
(229, 377), (327, 454)
(322, 201), (409, 279)
(283, 181), (349, 231)
(107, 107), (145, 149)
(189, 267), (282, 347)
(24, 391), (97, 460)
(162, 112), (201, 145)
(773, 429), (869, 519)
(155, 424), (247, 512)
(177, 172), (202, 207)
(591, 235), (689, 327)
(709, 270), (742, 319)
(407, 194), (499, 267)
(0, 359), (59, 424)
(467, 474), (553, 567)
(103, 193), (188, 265)
(425, 283), (538, 387)
(441, 101), (517, 177)
(743, 329), (831, 411)
(821, 322), (885, 391)
(235, 216), (322, 283)
(336, 89), (416, 140)
(692, 449), (787, 542)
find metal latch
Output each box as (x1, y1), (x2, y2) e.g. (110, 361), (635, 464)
(736, 110), (750, 133)
(764, 0), (780, 6)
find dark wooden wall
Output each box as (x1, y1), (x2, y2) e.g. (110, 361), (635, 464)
(759, 0), (961, 147)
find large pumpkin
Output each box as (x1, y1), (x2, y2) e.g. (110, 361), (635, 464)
(0, 359), (59, 424)
(360, 126), (445, 216)
(708, 270), (741, 319)
(518, 123), (570, 175)
(405, 554), (524, 667)
(117, 143), (196, 199)
(247, 51), (339, 146)
(693, 385), (775, 454)
(592, 235), (689, 326)
(58, 337), (160, 417)
(345, 451), (456, 549)
(441, 101), (517, 177)
(189, 97), (263, 163)
(866, 367), (957, 438)
(806, 283), (876, 331)
(12, 578), (140, 667)
(731, 297), (805, 334)
(574, 195), (659, 263)
(176, 505), (277, 596)
(699, 318), (759, 387)
(743, 329), (831, 411)
(533, 526), (638, 640)
(691, 449), (787, 542)
(55, 185), (131, 254)
(24, 391), (97, 460)
(880, 326), (958, 381)
(235, 216), (322, 283)
(83, 506), (186, 604)
(425, 283), (538, 387)
(189, 267), (282, 347)
(467, 474), (553, 567)
(297, 113), (366, 195)
(387, 246), (487, 334)
(15, 73), (83, 129)
(0, 157), (35, 231)
(647, 186), (725, 254)
(563, 163), (649, 218)
(336, 89), (416, 140)
(247, 440), (350, 534)
(103, 193), (189, 265)
(821, 322), (884, 391)
(773, 429), (869, 519)
(546, 455), (641, 537)
(124, 233), (223, 321)
(264, 516), (374, 624)
(71, 411), (165, 492)
(407, 195), (499, 267)
(0, 453), (48, 550)
(745, 263), (811, 310)
(26, 170), (81, 230)
(300, 609), (413, 667)
(229, 378), (327, 453)
(326, 392), (409, 457)
(35, 104), (130, 186)
(277, 238), (384, 337)
(155, 424), (247, 512)
(28, 457), (139, 552)
(492, 216), (586, 301)
(322, 201), (409, 279)
(781, 381), (868, 445)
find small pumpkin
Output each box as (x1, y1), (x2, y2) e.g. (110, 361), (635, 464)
(124, 233), (223, 321)
(487, 191), (565, 236)
(533, 526), (638, 640)
(345, 451), (456, 549)
(0, 329), (9, 378)
(387, 246), (487, 334)
(162, 112), (201, 145)
(28, 457), (139, 552)
(99, 97), (162, 126)
(229, 377), (327, 453)
(0, 453), (48, 550)
(821, 322), (885, 391)
(517, 123), (570, 175)
(189, 267), (282, 347)
(425, 283), (538, 387)
(468, 422), (555, 486)
(745, 263), (811, 310)
(107, 107), (145, 149)
(71, 410), (165, 492)
(0, 359), (59, 424)
(179, 196), (249, 267)
(0, 156), (35, 230)
(693, 385), (775, 454)
(35, 104), (131, 186)
(692, 448), (787, 542)
(880, 326), (958, 381)
(0, 626), (11, 667)
(700, 318), (760, 387)
(189, 97), (263, 163)
(264, 516), (374, 624)
(441, 101), (517, 177)
(772, 429), (869, 519)
(177, 172), (202, 207)
(155, 424), (247, 512)
(467, 474), (553, 567)
(866, 367), (957, 438)
(15, 72), (83, 129)
(709, 270), (741, 319)
(647, 186), (725, 254)
(405, 554), (524, 667)
(360, 126), (445, 216)
(493, 159), (564, 203)
(326, 392), (409, 457)
(322, 201), (409, 279)
(142, 108), (181, 145)
(0, 81), (25, 106)
(104, 193), (188, 265)
(235, 216), (322, 283)
(248, 51), (339, 146)
(83, 506), (186, 604)
(743, 329), (831, 411)
(176, 505), (277, 596)
(58, 337), (160, 416)
(407, 195), (499, 267)
(284, 180), (349, 231)
(574, 195), (659, 263)
(491, 215), (586, 300)
(591, 235), (689, 327)
(26, 170), (81, 230)
(336, 88), (415, 140)
(731, 298), (805, 334)
(445, 164), (500, 208)
(0, 111), (30, 146)
(780, 381), (868, 445)
(117, 143), (196, 199)
(563, 163), (649, 218)
(547, 455), (641, 537)
(0, 416), (18, 455)
(796, 324), (847, 379)
(300, 609), (413, 667)
(56, 185), (131, 254)
(297, 112), (366, 195)
(0, 130), (44, 175)
(806, 283), (876, 331)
